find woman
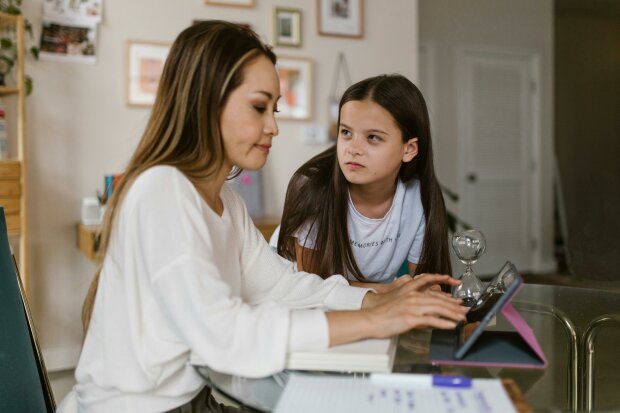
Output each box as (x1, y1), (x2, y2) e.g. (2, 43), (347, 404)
(58, 21), (466, 413)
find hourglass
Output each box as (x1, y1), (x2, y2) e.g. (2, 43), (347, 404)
(451, 229), (486, 307)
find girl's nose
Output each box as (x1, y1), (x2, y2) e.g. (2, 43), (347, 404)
(347, 137), (363, 156)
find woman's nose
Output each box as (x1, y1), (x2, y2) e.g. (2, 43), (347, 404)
(264, 114), (279, 137)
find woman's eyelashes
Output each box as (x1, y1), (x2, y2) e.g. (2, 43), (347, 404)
(253, 104), (280, 114)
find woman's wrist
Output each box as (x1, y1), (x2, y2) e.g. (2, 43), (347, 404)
(325, 309), (378, 346)
(361, 291), (379, 309)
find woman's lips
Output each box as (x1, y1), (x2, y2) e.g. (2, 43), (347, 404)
(255, 144), (271, 154)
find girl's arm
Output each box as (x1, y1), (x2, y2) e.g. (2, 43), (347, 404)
(350, 281), (391, 294)
(297, 243), (402, 294)
(409, 262), (443, 292)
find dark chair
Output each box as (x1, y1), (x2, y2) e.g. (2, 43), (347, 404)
(0, 208), (56, 412)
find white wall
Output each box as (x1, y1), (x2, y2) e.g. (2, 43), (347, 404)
(20, 0), (419, 370)
(418, 0), (555, 272)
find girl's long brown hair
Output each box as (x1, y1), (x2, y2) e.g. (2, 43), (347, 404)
(277, 75), (451, 280)
(82, 21), (276, 333)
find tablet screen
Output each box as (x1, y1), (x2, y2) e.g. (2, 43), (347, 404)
(454, 261), (522, 360)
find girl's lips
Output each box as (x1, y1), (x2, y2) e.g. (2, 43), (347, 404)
(255, 144), (271, 154)
(345, 162), (364, 170)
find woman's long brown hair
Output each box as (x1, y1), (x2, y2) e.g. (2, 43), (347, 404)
(82, 21), (276, 333)
(277, 75), (451, 280)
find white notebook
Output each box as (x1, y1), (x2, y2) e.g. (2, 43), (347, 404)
(285, 336), (398, 373)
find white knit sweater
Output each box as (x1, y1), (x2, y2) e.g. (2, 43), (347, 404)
(68, 166), (369, 413)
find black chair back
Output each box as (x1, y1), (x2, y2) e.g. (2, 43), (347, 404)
(0, 208), (56, 412)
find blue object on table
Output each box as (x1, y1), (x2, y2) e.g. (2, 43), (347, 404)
(432, 375), (472, 388)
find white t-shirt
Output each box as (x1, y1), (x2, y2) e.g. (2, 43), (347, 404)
(296, 179), (425, 283)
(65, 166), (369, 413)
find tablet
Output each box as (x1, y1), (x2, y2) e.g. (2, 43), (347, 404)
(454, 261), (522, 360)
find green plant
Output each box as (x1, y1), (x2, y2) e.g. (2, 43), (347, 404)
(441, 184), (472, 233)
(0, 0), (39, 94)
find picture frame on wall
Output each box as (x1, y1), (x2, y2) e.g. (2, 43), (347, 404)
(276, 57), (313, 120)
(317, 0), (364, 38)
(204, 0), (255, 7)
(126, 41), (170, 107)
(273, 7), (302, 47)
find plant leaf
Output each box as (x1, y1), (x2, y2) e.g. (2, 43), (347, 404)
(6, 4), (21, 15)
(25, 20), (33, 38)
(30, 46), (39, 60)
(447, 211), (457, 233)
(0, 55), (14, 71)
(25, 75), (32, 95)
(440, 183), (459, 202)
(0, 38), (13, 49)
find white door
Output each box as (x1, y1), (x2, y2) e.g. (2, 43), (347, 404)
(458, 47), (540, 275)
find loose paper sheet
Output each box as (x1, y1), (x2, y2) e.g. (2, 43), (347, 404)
(274, 373), (517, 413)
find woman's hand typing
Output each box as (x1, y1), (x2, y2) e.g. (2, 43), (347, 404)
(327, 275), (467, 346)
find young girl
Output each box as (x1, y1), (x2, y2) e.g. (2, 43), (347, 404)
(58, 22), (466, 412)
(277, 75), (452, 293)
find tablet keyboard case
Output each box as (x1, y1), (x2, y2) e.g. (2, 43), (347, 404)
(429, 303), (547, 369)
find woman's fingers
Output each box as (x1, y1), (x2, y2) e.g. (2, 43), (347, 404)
(370, 292), (470, 337)
(419, 302), (468, 322)
(414, 316), (459, 330)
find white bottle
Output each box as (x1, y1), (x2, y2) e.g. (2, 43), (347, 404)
(0, 99), (7, 159)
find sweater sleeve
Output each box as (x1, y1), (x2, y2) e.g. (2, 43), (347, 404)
(223, 188), (371, 311)
(123, 168), (326, 377)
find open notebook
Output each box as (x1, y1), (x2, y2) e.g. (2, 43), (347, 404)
(286, 336), (398, 373)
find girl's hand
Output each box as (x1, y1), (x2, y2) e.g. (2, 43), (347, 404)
(362, 274), (460, 309)
(413, 273), (445, 293)
(351, 276), (413, 294)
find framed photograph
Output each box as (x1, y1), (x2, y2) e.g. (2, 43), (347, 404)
(276, 57), (313, 120)
(39, 20), (98, 64)
(273, 7), (302, 47)
(317, 0), (364, 38)
(204, 0), (255, 7)
(126, 41), (170, 107)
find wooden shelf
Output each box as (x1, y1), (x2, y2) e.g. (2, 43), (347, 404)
(77, 217), (281, 261)
(0, 13), (27, 289)
(76, 224), (99, 261)
(0, 86), (20, 96)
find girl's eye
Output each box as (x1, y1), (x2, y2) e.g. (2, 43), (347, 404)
(368, 135), (382, 142)
(254, 106), (267, 114)
(339, 129), (352, 137)
(274, 106), (280, 114)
